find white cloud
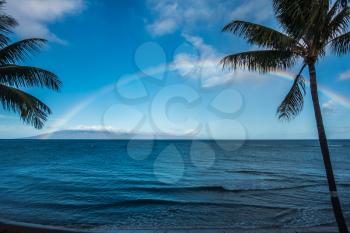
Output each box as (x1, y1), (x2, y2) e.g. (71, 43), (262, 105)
(339, 70), (350, 81)
(230, 0), (272, 22)
(146, 0), (272, 37)
(145, 0), (273, 85)
(322, 100), (336, 114)
(6, 0), (85, 44)
(182, 34), (215, 57)
(70, 125), (115, 131)
(171, 54), (261, 88)
(169, 34), (262, 87)
(148, 19), (178, 36)
(147, 1), (180, 36)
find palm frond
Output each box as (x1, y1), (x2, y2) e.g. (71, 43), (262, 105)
(220, 50), (296, 73)
(273, 0), (332, 44)
(0, 39), (47, 65)
(273, 0), (307, 18)
(327, 5), (350, 40)
(0, 0), (8, 9)
(273, 0), (313, 39)
(0, 65), (61, 91)
(277, 64), (307, 120)
(0, 15), (17, 34)
(0, 1), (18, 34)
(0, 34), (9, 47)
(330, 31), (350, 55)
(328, 0), (344, 20)
(322, 0), (330, 12)
(222, 20), (298, 50)
(0, 84), (51, 129)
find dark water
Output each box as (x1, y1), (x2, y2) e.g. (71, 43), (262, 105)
(0, 140), (349, 231)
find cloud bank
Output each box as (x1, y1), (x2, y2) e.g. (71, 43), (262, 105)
(6, 0), (85, 44)
(146, 0), (272, 37)
(339, 70), (350, 81)
(170, 34), (262, 87)
(322, 100), (336, 114)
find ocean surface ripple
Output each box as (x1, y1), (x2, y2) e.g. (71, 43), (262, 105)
(0, 140), (349, 231)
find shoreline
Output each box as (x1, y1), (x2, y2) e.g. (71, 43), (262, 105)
(0, 221), (338, 233)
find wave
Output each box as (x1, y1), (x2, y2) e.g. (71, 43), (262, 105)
(20, 197), (336, 213)
(24, 199), (217, 210)
(226, 169), (292, 178)
(127, 186), (232, 193)
(123, 183), (326, 193)
(23, 198), (288, 211)
(226, 169), (329, 180)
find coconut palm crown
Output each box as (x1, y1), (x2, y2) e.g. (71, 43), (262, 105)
(221, 0), (350, 232)
(0, 0), (61, 129)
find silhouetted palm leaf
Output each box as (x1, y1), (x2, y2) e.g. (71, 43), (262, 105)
(0, 14), (17, 34)
(0, 84), (51, 129)
(331, 31), (350, 55)
(222, 20), (298, 50)
(0, 1), (17, 35)
(328, 0), (344, 20)
(0, 1), (60, 129)
(0, 65), (61, 90)
(0, 39), (47, 65)
(220, 50), (296, 73)
(273, 0), (312, 39)
(0, 1), (16, 47)
(0, 34), (9, 47)
(328, 5), (350, 38)
(277, 64), (307, 120)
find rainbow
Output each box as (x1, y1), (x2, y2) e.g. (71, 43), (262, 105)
(45, 69), (350, 137)
(271, 70), (350, 108)
(43, 84), (114, 139)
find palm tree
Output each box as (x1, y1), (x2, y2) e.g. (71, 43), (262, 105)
(0, 0), (61, 129)
(221, 0), (349, 232)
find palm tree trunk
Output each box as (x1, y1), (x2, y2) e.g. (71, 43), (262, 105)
(308, 63), (349, 233)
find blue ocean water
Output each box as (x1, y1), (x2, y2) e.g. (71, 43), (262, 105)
(0, 140), (349, 231)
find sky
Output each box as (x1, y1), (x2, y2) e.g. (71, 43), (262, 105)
(1, 0), (350, 139)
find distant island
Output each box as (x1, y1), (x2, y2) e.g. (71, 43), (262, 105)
(24, 130), (195, 140)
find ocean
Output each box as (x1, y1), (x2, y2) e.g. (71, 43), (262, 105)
(0, 140), (349, 232)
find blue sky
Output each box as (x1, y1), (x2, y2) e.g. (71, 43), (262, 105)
(1, 0), (350, 139)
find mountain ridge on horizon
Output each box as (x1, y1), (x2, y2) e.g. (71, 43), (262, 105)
(17, 129), (350, 140)
(22, 129), (197, 140)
